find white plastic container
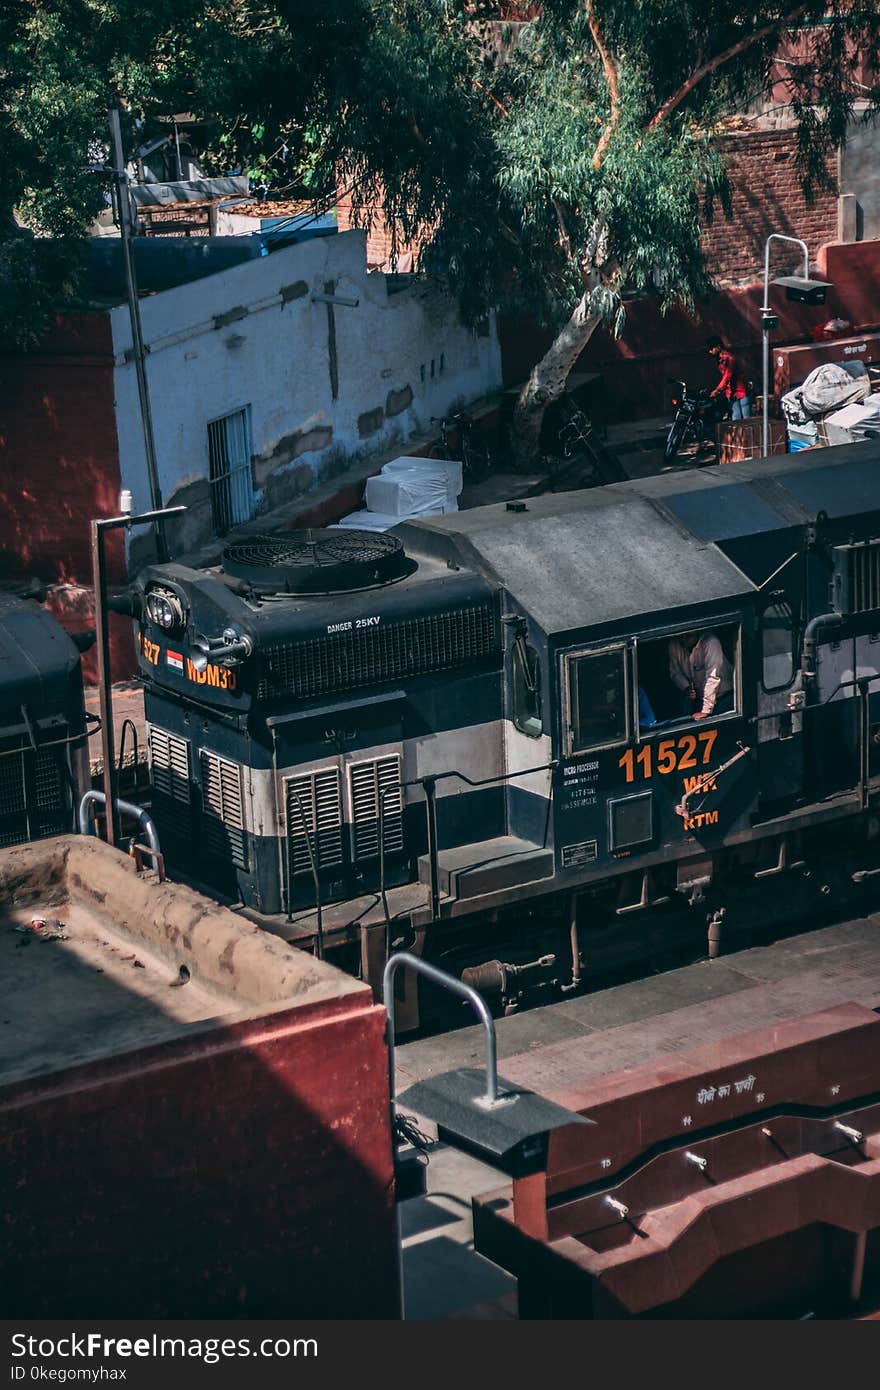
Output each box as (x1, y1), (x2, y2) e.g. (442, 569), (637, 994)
(381, 455), (462, 508)
(364, 471), (450, 517)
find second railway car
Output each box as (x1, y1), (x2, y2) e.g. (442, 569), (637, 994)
(0, 591), (91, 848)
(133, 441), (880, 1024)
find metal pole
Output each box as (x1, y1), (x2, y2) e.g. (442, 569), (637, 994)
(91, 520), (119, 846)
(382, 952), (501, 1110)
(423, 776), (440, 921)
(108, 104), (169, 563)
(762, 317), (771, 460)
(91, 505), (186, 848)
(762, 233), (810, 460)
(172, 119), (183, 180)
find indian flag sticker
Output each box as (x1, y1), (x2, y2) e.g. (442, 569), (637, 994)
(166, 650), (184, 672)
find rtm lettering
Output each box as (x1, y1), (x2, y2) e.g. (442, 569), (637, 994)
(684, 809), (719, 831)
(185, 658), (237, 691)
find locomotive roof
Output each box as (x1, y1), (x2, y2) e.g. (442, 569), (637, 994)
(396, 441), (880, 635)
(0, 593), (83, 728)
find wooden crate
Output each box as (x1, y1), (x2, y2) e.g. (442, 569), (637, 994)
(717, 417), (787, 463)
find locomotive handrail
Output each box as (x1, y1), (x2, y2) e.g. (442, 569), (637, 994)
(384, 761), (558, 924)
(0, 719), (98, 758)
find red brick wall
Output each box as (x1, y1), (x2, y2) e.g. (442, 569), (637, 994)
(336, 185), (401, 269)
(0, 311), (123, 586)
(702, 128), (839, 286)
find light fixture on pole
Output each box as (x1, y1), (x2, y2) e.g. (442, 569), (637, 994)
(91, 504), (186, 846)
(761, 233), (832, 458)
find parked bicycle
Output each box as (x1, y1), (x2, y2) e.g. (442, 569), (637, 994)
(664, 379), (728, 464)
(429, 412), (492, 483)
(556, 396), (596, 460)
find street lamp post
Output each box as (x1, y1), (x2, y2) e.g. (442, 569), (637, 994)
(91, 504), (185, 846)
(761, 233), (810, 459)
(761, 235), (832, 458)
(108, 103), (169, 564)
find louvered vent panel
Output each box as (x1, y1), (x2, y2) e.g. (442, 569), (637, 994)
(852, 542), (880, 614)
(833, 540), (880, 615)
(149, 727), (192, 843)
(256, 604), (497, 701)
(200, 750), (248, 870)
(286, 768), (343, 875)
(349, 755), (403, 862)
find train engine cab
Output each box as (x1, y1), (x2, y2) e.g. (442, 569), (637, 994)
(135, 443), (880, 1023)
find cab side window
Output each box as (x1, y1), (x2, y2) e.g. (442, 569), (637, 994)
(567, 646), (629, 752)
(761, 601), (795, 691)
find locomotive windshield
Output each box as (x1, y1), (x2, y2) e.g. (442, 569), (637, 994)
(566, 645), (630, 752)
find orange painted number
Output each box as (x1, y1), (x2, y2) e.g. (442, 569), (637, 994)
(698, 728), (718, 764)
(656, 739), (677, 775)
(678, 735), (697, 771)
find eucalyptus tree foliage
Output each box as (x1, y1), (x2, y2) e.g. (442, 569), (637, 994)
(0, 0), (351, 347)
(335, 0), (880, 464)
(0, 0), (195, 344)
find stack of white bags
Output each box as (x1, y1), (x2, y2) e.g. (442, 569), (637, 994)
(333, 456), (462, 532)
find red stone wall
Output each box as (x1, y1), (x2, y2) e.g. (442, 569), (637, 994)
(0, 994), (399, 1318)
(0, 311), (136, 681)
(0, 312), (123, 585)
(702, 128), (840, 286)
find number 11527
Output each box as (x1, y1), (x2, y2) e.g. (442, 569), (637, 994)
(619, 729), (717, 783)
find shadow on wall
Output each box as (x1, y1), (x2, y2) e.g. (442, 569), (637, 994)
(0, 843), (400, 1319)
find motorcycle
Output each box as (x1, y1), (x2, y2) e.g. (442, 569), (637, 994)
(664, 379), (728, 464)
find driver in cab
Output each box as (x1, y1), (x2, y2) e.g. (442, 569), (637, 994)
(669, 631), (733, 720)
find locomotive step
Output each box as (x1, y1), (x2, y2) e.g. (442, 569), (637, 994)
(417, 836), (554, 900)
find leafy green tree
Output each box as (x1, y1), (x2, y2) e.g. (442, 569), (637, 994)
(328, 1), (880, 464)
(0, 0), (354, 345)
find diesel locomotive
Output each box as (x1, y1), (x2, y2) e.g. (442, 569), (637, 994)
(132, 440), (880, 1025)
(0, 591), (92, 848)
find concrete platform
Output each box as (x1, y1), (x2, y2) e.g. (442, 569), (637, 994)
(396, 912), (880, 1318)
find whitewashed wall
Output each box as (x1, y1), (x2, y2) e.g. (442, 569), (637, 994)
(110, 230), (501, 553)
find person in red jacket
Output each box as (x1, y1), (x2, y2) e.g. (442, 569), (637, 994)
(706, 336), (753, 420)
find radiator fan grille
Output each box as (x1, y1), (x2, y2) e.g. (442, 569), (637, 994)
(222, 529), (410, 594)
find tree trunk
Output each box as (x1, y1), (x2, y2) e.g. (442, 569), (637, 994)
(510, 294), (601, 471)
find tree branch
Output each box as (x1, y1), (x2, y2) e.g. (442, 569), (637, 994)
(407, 111), (429, 150)
(473, 79), (509, 118)
(585, 0), (621, 169)
(552, 196), (573, 261)
(646, 3), (811, 133)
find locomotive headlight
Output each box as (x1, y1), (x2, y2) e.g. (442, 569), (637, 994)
(145, 587), (185, 634)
